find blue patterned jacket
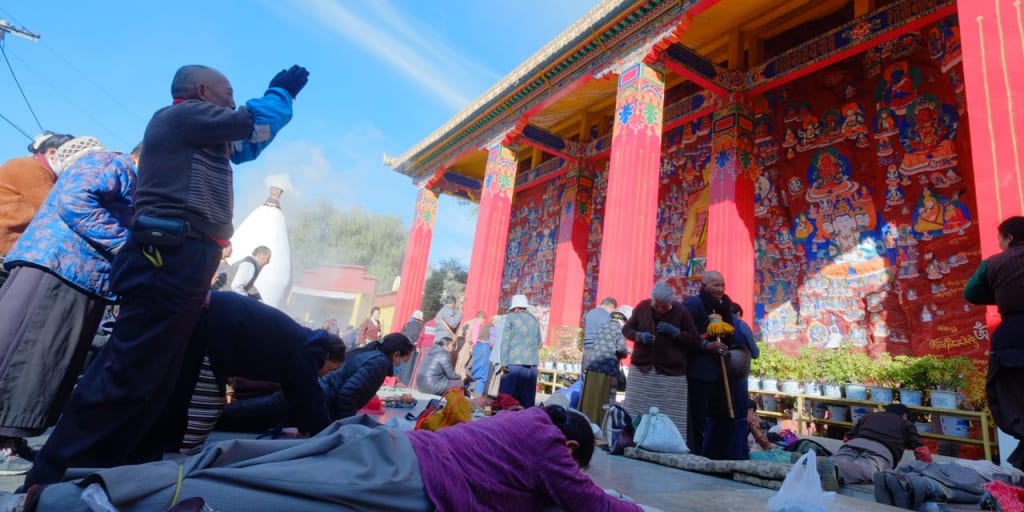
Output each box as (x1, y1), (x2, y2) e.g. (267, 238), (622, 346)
(5, 151), (136, 301)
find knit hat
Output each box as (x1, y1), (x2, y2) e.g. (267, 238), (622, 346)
(55, 136), (105, 170)
(651, 281), (674, 302)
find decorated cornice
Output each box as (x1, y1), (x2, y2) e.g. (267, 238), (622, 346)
(389, 0), (703, 180)
(746, 0), (956, 92)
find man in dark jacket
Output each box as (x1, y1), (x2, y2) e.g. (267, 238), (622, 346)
(829, 403), (932, 484)
(217, 333), (413, 432)
(683, 270), (747, 458)
(417, 338), (462, 396)
(398, 310), (425, 385)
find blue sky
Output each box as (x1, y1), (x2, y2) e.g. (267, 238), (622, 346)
(0, 0), (596, 266)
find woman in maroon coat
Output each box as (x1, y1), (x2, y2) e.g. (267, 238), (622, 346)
(621, 281), (700, 438)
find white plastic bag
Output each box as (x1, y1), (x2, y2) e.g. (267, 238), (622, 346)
(767, 449), (836, 512)
(633, 407), (688, 454)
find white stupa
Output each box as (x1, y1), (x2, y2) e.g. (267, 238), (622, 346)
(229, 186), (292, 308)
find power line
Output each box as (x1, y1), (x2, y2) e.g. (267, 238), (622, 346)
(39, 41), (147, 122)
(0, 110), (32, 140)
(0, 41), (43, 132)
(4, 48), (132, 148)
(0, 8), (26, 28)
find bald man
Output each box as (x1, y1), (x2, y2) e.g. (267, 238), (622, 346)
(25, 64), (310, 487)
(683, 270), (748, 460)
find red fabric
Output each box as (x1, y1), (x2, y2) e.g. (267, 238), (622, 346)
(983, 481), (1024, 512)
(357, 395), (385, 415)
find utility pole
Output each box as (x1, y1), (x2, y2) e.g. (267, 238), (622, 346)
(0, 19), (40, 42)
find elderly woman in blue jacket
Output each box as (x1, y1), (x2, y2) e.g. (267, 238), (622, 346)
(0, 137), (137, 467)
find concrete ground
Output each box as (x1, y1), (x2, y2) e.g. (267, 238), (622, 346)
(0, 391), (959, 510)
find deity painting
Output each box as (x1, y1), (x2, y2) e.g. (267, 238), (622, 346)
(885, 182), (905, 207)
(805, 147), (856, 201)
(875, 61), (921, 115)
(899, 94), (958, 173)
(873, 107), (899, 138)
(784, 103), (802, 123)
(928, 17), (962, 73)
(840, 103), (868, 141)
(912, 187), (946, 239)
(755, 114), (773, 142)
(797, 108), (822, 151)
(941, 189), (971, 234)
(782, 127), (798, 148)
(792, 212), (815, 243)
(821, 108), (843, 143)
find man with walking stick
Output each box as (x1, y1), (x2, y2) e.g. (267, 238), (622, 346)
(684, 271), (750, 460)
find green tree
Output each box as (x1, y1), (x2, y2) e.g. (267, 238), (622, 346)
(287, 199), (407, 292)
(421, 258), (468, 319)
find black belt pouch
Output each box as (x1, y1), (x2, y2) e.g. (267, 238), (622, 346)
(133, 214), (187, 247)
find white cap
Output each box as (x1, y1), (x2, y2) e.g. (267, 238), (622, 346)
(412, 310), (424, 320)
(509, 294), (530, 310)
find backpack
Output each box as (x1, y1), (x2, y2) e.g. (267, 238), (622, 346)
(600, 403), (635, 455)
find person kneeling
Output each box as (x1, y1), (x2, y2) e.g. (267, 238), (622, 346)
(416, 337), (462, 396)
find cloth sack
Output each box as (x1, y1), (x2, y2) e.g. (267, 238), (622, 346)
(725, 347), (751, 378)
(633, 407), (688, 454)
(767, 449), (836, 512)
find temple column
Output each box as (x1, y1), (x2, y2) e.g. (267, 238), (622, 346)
(704, 100), (756, 319)
(958, 0), (1024, 332)
(547, 163), (593, 345)
(395, 186), (439, 327)
(463, 144), (518, 318)
(596, 61), (665, 307)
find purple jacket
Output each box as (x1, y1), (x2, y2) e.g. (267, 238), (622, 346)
(406, 407), (642, 512)
(5, 151), (135, 300)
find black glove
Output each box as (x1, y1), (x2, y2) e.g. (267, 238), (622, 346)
(656, 322), (680, 337)
(269, 65), (310, 99)
(635, 332), (655, 344)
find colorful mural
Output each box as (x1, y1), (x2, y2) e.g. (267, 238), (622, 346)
(500, 178), (563, 334)
(583, 162), (609, 309)
(752, 17), (987, 360)
(655, 117), (713, 297)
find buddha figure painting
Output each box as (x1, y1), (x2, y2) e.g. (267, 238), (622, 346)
(899, 94), (958, 174)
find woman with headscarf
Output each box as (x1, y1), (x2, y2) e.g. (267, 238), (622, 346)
(579, 305), (631, 423)
(964, 216), (1024, 470)
(622, 281), (700, 439)
(0, 138), (137, 473)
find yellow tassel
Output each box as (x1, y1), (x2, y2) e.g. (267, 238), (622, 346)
(706, 313), (735, 337)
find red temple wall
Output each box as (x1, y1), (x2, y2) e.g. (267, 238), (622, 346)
(752, 16), (988, 360)
(583, 161), (609, 310)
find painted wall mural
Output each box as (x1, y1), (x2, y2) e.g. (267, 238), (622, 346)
(752, 16), (987, 360)
(583, 162), (609, 310)
(655, 117), (713, 297)
(500, 178), (563, 334)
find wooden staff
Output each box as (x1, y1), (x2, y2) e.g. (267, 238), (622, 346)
(717, 336), (735, 419)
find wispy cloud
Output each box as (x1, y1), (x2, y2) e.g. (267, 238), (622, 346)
(276, 0), (495, 110)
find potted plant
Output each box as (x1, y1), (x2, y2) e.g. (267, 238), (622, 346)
(776, 350), (802, 394)
(796, 347), (822, 396)
(928, 356), (971, 409)
(896, 355), (931, 406)
(752, 345), (784, 392)
(867, 353), (900, 403)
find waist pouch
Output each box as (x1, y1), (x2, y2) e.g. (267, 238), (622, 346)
(133, 214), (188, 247)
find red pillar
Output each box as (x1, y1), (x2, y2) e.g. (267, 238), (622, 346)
(958, 0), (1024, 331)
(596, 62), (665, 307)
(463, 144), (518, 318)
(395, 187), (439, 327)
(547, 164), (593, 344)
(704, 101), (756, 320)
